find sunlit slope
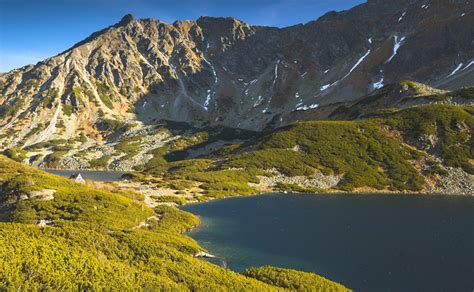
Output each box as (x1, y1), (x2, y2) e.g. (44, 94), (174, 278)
(138, 104), (473, 198)
(0, 156), (350, 290)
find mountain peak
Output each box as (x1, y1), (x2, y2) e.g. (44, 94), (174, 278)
(197, 16), (247, 26)
(117, 14), (135, 27)
(0, 0), (472, 147)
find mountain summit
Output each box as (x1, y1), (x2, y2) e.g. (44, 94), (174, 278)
(0, 0), (473, 147)
(117, 13), (135, 26)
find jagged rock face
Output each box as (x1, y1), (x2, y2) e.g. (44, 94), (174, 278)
(0, 0), (473, 147)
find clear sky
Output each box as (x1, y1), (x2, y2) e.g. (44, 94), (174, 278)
(0, 0), (365, 72)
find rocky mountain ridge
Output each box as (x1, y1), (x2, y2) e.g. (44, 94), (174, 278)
(0, 0), (473, 149)
(2, 82), (472, 196)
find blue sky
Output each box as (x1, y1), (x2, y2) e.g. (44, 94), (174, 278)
(0, 0), (365, 72)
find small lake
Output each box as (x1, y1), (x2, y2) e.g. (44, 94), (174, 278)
(45, 169), (125, 182)
(182, 193), (474, 292)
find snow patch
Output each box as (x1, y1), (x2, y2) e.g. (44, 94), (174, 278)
(147, 42), (154, 51)
(319, 37), (372, 91)
(386, 36), (406, 63)
(204, 93), (212, 109)
(320, 84), (331, 91)
(398, 11), (406, 22)
(448, 63), (464, 77)
(253, 95), (264, 107)
(264, 95), (273, 112)
(272, 60), (281, 86)
(448, 60), (474, 77)
(373, 71), (384, 89)
(321, 50), (370, 90)
(244, 79), (258, 96)
(202, 55), (218, 110)
(461, 60), (474, 71)
(296, 103), (319, 111)
(346, 48), (371, 77)
(203, 57), (218, 85)
(169, 62), (207, 110)
(320, 47), (371, 91)
(342, 37), (373, 79)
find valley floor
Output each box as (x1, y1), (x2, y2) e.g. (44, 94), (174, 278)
(66, 164), (473, 212)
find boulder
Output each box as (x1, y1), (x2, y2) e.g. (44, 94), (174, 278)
(27, 189), (56, 201)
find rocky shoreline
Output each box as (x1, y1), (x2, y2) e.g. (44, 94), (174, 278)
(41, 165), (474, 207)
(248, 167), (473, 197)
(431, 167), (474, 196)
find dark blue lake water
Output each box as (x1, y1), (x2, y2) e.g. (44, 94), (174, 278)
(182, 193), (474, 292)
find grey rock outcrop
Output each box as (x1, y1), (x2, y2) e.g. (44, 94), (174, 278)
(26, 189), (56, 201)
(0, 0), (473, 151)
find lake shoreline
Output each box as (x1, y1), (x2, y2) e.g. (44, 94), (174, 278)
(183, 190), (473, 278)
(41, 167), (126, 173)
(172, 189), (473, 209)
(180, 191), (472, 209)
(42, 166), (473, 291)
(182, 191), (472, 264)
(41, 167), (473, 210)
(181, 193), (474, 292)
(43, 169), (127, 183)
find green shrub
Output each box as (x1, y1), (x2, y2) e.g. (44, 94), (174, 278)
(95, 119), (124, 132)
(152, 195), (187, 205)
(43, 151), (68, 168)
(96, 82), (114, 109)
(115, 136), (143, 160)
(144, 148), (169, 175)
(380, 105), (473, 174)
(89, 155), (111, 169)
(78, 132), (87, 143)
(62, 104), (73, 116)
(2, 147), (27, 162)
(275, 182), (323, 193)
(244, 266), (351, 291)
(0, 98), (25, 120)
(225, 120), (423, 191)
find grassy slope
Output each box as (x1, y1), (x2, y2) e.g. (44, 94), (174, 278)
(244, 266), (349, 291)
(225, 120), (424, 191)
(380, 105), (473, 173)
(227, 105), (473, 189)
(139, 104), (472, 197)
(0, 156), (349, 290)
